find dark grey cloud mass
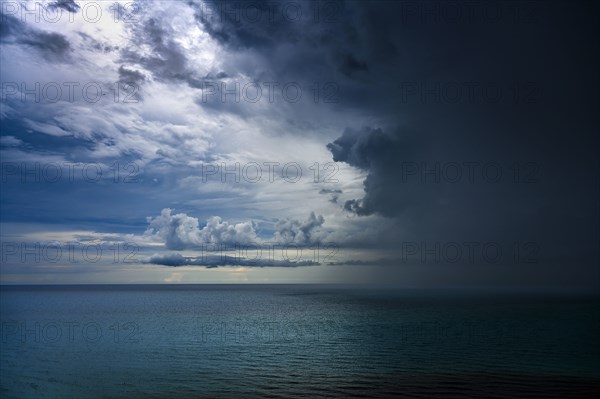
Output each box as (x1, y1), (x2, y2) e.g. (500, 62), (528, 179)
(327, 126), (429, 217)
(145, 253), (319, 268)
(192, 0), (296, 50)
(0, 14), (71, 61)
(48, 0), (80, 13)
(189, 0), (599, 276)
(20, 31), (70, 60)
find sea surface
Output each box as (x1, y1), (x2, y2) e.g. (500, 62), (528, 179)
(1, 285), (599, 398)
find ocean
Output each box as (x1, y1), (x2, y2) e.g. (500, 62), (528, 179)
(1, 285), (599, 398)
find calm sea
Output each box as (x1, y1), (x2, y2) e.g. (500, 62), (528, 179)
(1, 285), (599, 398)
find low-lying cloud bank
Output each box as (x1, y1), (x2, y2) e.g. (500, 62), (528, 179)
(145, 253), (319, 268)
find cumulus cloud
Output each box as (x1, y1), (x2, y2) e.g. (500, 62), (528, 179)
(144, 208), (258, 249)
(144, 208), (328, 250)
(327, 126), (425, 217)
(273, 212), (325, 244)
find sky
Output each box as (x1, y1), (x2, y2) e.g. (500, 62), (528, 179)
(0, 0), (598, 289)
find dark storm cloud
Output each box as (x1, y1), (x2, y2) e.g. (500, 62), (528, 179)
(336, 53), (369, 78)
(191, 0), (294, 50)
(188, 0), (369, 86)
(327, 126), (427, 217)
(314, 1), (599, 277)
(327, 127), (391, 171)
(0, 14), (71, 61)
(48, 0), (80, 13)
(187, 0), (599, 274)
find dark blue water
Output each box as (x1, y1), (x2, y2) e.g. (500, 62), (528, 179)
(1, 285), (599, 398)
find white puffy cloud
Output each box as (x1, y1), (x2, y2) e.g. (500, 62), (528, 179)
(144, 208), (332, 249)
(144, 208), (257, 249)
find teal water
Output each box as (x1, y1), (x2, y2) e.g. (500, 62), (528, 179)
(1, 285), (599, 398)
